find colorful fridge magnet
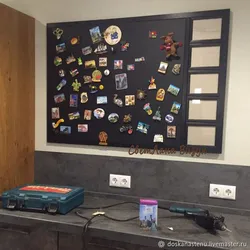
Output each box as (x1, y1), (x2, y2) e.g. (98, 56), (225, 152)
(69, 94), (78, 107)
(136, 122), (150, 134)
(53, 28), (63, 40)
(136, 90), (147, 100)
(92, 70), (102, 82)
(85, 60), (96, 69)
(148, 77), (156, 90)
(149, 31), (157, 39)
(97, 96), (108, 104)
(153, 107), (162, 121)
(94, 108), (105, 119)
(167, 126), (176, 138)
(52, 118), (64, 129)
(60, 126), (71, 134)
(51, 107), (60, 119)
(154, 134), (163, 143)
(167, 84), (180, 96)
(83, 75), (92, 84)
(171, 102), (181, 114)
(59, 69), (65, 77)
(54, 56), (62, 66)
(158, 62), (168, 74)
(135, 57), (145, 62)
(99, 57), (107, 67)
(71, 37), (80, 45)
(56, 79), (67, 91)
(99, 85), (104, 90)
(160, 32), (183, 60)
(77, 57), (83, 66)
(84, 110), (92, 120)
(113, 94), (123, 107)
(125, 95), (135, 106)
(172, 64), (181, 75)
(115, 73), (128, 90)
(78, 124), (88, 133)
(121, 41), (129, 51)
(120, 124), (133, 134)
(66, 54), (76, 65)
(89, 26), (102, 44)
(94, 43), (108, 54)
(68, 111), (80, 120)
(123, 114), (132, 123)
(104, 69), (110, 76)
(99, 131), (108, 146)
(165, 114), (174, 123)
(82, 46), (93, 56)
(108, 113), (119, 123)
(104, 25), (122, 45)
(89, 84), (98, 94)
(70, 69), (79, 77)
(81, 92), (88, 104)
(56, 43), (66, 53)
(156, 88), (165, 101)
(143, 103), (153, 115)
(127, 64), (135, 71)
(54, 93), (65, 103)
(72, 79), (81, 92)
(114, 60), (123, 70)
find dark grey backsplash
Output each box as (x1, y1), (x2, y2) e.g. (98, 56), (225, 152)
(35, 151), (250, 211)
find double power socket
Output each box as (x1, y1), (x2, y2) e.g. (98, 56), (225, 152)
(109, 174), (131, 189)
(209, 184), (236, 200)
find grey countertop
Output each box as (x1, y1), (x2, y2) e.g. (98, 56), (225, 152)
(0, 195), (250, 250)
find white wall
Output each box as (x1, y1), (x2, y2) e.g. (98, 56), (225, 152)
(2, 0), (249, 166)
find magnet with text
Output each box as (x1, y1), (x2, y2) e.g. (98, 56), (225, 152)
(97, 96), (108, 104)
(56, 79), (67, 91)
(70, 69), (79, 77)
(113, 94), (123, 107)
(69, 94), (78, 107)
(120, 124), (133, 134)
(84, 110), (92, 120)
(99, 57), (107, 67)
(60, 126), (71, 135)
(89, 84), (98, 94)
(72, 79), (81, 92)
(104, 25), (122, 45)
(85, 60), (96, 69)
(167, 84), (180, 96)
(171, 102), (181, 114)
(104, 69), (110, 76)
(123, 114), (132, 123)
(54, 93), (65, 103)
(81, 92), (88, 104)
(53, 28), (63, 40)
(83, 75), (92, 84)
(89, 26), (102, 44)
(92, 70), (102, 82)
(148, 76), (156, 90)
(56, 43), (66, 53)
(59, 69), (66, 77)
(108, 113), (119, 123)
(165, 114), (174, 123)
(82, 46), (93, 56)
(154, 134), (163, 143)
(54, 56), (62, 66)
(149, 31), (157, 39)
(94, 43), (108, 54)
(94, 108), (105, 119)
(136, 90), (147, 100)
(77, 57), (83, 66)
(172, 64), (181, 75)
(99, 131), (108, 146)
(143, 103), (152, 115)
(51, 107), (60, 119)
(156, 88), (165, 101)
(125, 95), (135, 106)
(135, 57), (145, 62)
(71, 37), (80, 45)
(158, 62), (168, 74)
(115, 73), (128, 90)
(114, 60), (123, 70)
(136, 122), (149, 134)
(78, 124), (88, 133)
(127, 64), (135, 71)
(121, 41), (129, 51)
(167, 126), (176, 138)
(52, 119), (64, 129)
(153, 107), (162, 121)
(66, 54), (76, 65)
(68, 111), (80, 120)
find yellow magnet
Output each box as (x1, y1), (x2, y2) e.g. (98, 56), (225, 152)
(52, 119), (64, 128)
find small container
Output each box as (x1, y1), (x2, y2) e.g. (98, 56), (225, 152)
(139, 199), (158, 231)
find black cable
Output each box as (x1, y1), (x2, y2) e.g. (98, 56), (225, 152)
(78, 201), (139, 210)
(103, 214), (138, 222)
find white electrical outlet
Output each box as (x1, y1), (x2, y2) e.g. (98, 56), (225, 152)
(209, 184), (236, 200)
(109, 174), (131, 189)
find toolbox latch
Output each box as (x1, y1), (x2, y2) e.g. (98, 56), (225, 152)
(47, 203), (58, 214)
(7, 199), (17, 210)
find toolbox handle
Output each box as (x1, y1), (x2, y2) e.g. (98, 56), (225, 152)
(0, 224), (31, 235)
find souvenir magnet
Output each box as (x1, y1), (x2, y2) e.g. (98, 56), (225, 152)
(59, 69), (66, 77)
(99, 131), (108, 146)
(121, 41), (129, 51)
(127, 64), (135, 71)
(85, 60), (96, 69)
(113, 94), (123, 107)
(149, 31), (157, 39)
(97, 96), (108, 104)
(56, 79), (67, 91)
(89, 26), (102, 44)
(125, 95), (135, 106)
(167, 126), (176, 138)
(165, 114), (174, 123)
(158, 62), (168, 74)
(136, 122), (150, 134)
(104, 25), (122, 45)
(81, 92), (88, 104)
(92, 70), (102, 82)
(60, 126), (71, 134)
(167, 84), (180, 96)
(68, 111), (80, 120)
(69, 94), (78, 107)
(114, 60), (123, 70)
(84, 110), (92, 120)
(83, 75), (92, 84)
(156, 88), (165, 101)
(72, 79), (81, 92)
(172, 64), (181, 75)
(82, 46), (93, 56)
(123, 114), (132, 123)
(53, 28), (63, 40)
(54, 93), (65, 103)
(153, 107), (162, 121)
(99, 85), (104, 90)
(94, 43), (108, 54)
(154, 134), (164, 143)
(120, 125), (133, 133)
(108, 113), (119, 123)
(54, 56), (62, 66)
(56, 43), (66, 53)
(89, 84), (98, 94)
(71, 37), (80, 45)
(52, 119), (64, 129)
(171, 102), (181, 114)
(99, 57), (107, 67)
(77, 57), (83, 66)
(115, 73), (128, 90)
(70, 69), (79, 77)
(104, 69), (110, 76)
(143, 103), (153, 115)
(94, 108), (105, 119)
(136, 90), (147, 100)
(135, 57), (145, 62)
(51, 107), (60, 119)
(148, 77), (156, 90)
(66, 54), (76, 65)
(78, 124), (88, 133)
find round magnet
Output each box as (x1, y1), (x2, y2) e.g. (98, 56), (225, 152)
(108, 113), (119, 123)
(165, 114), (174, 123)
(71, 37), (79, 45)
(92, 70), (102, 82)
(104, 69), (110, 76)
(94, 108), (105, 119)
(128, 129), (133, 135)
(104, 25), (122, 45)
(99, 85), (104, 90)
